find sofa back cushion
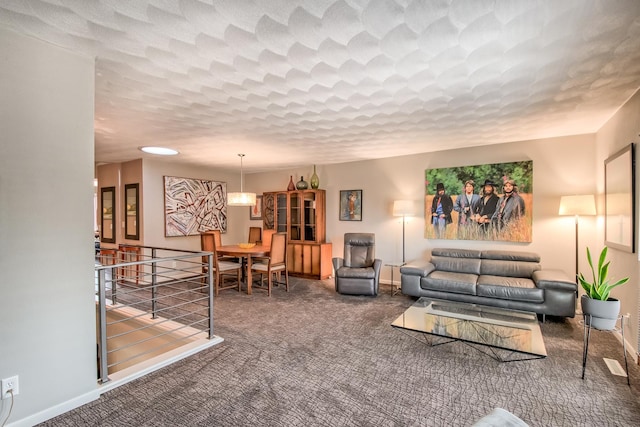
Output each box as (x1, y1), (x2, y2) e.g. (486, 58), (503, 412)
(479, 260), (540, 278)
(479, 250), (541, 278)
(480, 250), (540, 263)
(431, 248), (482, 275)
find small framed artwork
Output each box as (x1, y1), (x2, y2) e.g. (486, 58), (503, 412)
(339, 190), (362, 221)
(250, 195), (263, 220)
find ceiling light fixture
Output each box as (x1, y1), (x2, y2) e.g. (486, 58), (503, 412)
(228, 154), (256, 206)
(140, 146), (179, 155)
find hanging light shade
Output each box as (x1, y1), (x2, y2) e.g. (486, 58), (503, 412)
(228, 154), (256, 206)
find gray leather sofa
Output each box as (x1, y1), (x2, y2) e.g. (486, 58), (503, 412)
(400, 248), (577, 317)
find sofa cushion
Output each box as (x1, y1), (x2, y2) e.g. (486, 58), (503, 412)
(422, 271), (478, 295)
(480, 259), (541, 278)
(477, 275), (544, 303)
(431, 256), (481, 275)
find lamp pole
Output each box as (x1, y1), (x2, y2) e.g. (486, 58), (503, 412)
(401, 214), (406, 263)
(574, 214), (579, 283)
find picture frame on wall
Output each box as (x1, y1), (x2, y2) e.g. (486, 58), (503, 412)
(605, 143), (635, 253)
(250, 195), (263, 220)
(339, 190), (362, 221)
(425, 160), (533, 242)
(163, 176), (227, 237)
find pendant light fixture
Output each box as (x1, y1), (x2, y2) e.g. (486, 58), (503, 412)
(227, 154), (256, 206)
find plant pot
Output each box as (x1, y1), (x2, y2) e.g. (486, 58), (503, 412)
(581, 295), (620, 330)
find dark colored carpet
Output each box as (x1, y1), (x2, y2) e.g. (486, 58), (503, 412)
(42, 278), (640, 426)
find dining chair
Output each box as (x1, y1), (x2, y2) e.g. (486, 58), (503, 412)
(118, 244), (142, 285)
(251, 232), (288, 296)
(206, 229), (236, 261)
(200, 231), (242, 296)
(254, 229), (276, 265)
(248, 226), (262, 243)
(260, 229), (275, 247)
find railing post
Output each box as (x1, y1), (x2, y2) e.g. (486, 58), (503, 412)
(109, 265), (117, 305)
(208, 253), (214, 339)
(151, 248), (158, 319)
(98, 268), (110, 383)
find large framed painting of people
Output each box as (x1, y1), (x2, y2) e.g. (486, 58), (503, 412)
(425, 160), (533, 242)
(164, 176), (227, 237)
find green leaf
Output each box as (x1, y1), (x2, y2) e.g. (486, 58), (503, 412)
(580, 246), (629, 301)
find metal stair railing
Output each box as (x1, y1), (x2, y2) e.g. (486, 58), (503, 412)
(95, 245), (214, 384)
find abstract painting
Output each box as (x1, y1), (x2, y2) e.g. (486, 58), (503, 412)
(164, 176), (227, 237)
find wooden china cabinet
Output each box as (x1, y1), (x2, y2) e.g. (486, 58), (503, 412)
(262, 189), (332, 279)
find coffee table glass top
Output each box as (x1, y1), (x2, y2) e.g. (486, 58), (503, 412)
(392, 298), (546, 358)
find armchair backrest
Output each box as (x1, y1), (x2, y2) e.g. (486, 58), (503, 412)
(343, 233), (375, 268)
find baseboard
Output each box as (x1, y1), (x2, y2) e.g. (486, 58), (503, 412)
(611, 329), (639, 365)
(99, 335), (224, 394)
(7, 389), (99, 427)
(6, 336), (224, 427)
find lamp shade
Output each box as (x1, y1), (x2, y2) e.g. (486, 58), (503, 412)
(558, 195), (596, 216)
(227, 192), (256, 206)
(228, 153), (256, 206)
(393, 200), (415, 217)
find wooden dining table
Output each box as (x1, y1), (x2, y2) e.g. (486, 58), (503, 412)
(216, 244), (270, 295)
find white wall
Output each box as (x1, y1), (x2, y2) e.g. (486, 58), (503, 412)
(0, 27), (98, 425)
(595, 88), (640, 354)
(246, 134), (598, 278)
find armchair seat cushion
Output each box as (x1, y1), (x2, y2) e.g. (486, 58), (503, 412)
(336, 266), (376, 279)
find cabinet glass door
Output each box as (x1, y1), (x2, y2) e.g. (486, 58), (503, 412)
(303, 192), (316, 241)
(289, 192), (301, 240)
(276, 193), (288, 233)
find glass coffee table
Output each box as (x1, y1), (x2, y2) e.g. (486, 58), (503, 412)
(392, 297), (546, 362)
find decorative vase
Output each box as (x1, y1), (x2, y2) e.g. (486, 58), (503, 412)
(296, 176), (308, 190)
(287, 175), (295, 191)
(581, 295), (620, 330)
(310, 165), (319, 189)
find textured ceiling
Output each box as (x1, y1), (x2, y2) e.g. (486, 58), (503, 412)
(2, 0), (640, 172)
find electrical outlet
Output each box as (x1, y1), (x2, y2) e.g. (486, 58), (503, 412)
(1, 376), (19, 399)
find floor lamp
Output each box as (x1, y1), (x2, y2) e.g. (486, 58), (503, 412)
(559, 195), (596, 283)
(393, 200), (416, 263)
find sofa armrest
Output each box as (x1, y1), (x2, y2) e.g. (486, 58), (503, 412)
(532, 269), (577, 292)
(400, 260), (435, 277)
(332, 257), (344, 271)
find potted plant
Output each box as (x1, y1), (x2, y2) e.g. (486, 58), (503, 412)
(578, 246), (629, 330)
